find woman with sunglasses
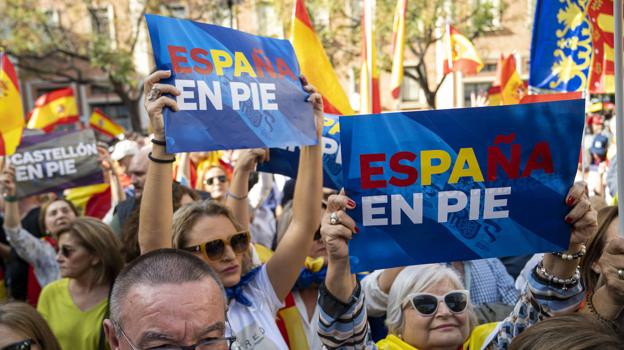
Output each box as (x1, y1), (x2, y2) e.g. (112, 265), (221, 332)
(1, 167), (79, 291)
(317, 182), (598, 350)
(0, 301), (61, 350)
(36, 218), (124, 350)
(138, 70), (322, 349)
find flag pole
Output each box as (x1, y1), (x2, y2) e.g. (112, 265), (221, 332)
(614, 0), (624, 236)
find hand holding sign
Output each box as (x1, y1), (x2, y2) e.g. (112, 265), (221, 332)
(0, 166), (16, 198)
(143, 70), (181, 140)
(300, 75), (324, 138)
(565, 182), (597, 247)
(321, 191), (358, 262)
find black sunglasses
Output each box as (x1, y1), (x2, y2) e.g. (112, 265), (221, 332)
(58, 245), (75, 258)
(403, 290), (469, 316)
(204, 175), (227, 186)
(182, 231), (251, 260)
(1, 339), (34, 350)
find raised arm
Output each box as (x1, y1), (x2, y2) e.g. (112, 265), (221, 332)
(225, 149), (268, 230)
(138, 70), (180, 254)
(98, 146), (126, 207)
(265, 78), (323, 300)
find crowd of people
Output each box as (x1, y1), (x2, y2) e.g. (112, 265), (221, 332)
(0, 71), (623, 350)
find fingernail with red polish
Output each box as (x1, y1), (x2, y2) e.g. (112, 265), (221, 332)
(565, 216), (572, 224)
(348, 200), (356, 208)
(566, 196), (575, 206)
(354, 226), (359, 233)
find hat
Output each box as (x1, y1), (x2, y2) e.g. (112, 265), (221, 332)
(111, 140), (139, 161)
(590, 134), (608, 156)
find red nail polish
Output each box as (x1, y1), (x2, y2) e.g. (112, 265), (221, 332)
(354, 226), (359, 233)
(565, 216), (572, 224)
(566, 196), (575, 206)
(348, 200), (356, 208)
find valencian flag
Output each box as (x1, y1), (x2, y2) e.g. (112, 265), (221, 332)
(500, 54), (527, 104)
(360, 0), (381, 114)
(443, 25), (483, 76)
(390, 0), (407, 100)
(529, 0), (591, 92)
(0, 53), (25, 156)
(587, 0), (616, 93)
(89, 108), (124, 139)
(27, 87), (79, 132)
(291, 0), (355, 115)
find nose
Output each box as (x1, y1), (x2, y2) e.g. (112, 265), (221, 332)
(221, 244), (236, 262)
(56, 251), (64, 263)
(436, 301), (452, 317)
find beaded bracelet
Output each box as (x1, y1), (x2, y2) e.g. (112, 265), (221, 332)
(533, 262), (580, 290)
(552, 244), (587, 260)
(586, 293), (614, 326)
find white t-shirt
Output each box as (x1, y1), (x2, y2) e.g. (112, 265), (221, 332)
(292, 290), (322, 350)
(228, 265), (287, 350)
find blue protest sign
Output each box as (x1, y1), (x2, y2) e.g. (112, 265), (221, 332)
(341, 100), (585, 273)
(258, 114), (342, 189)
(145, 14), (317, 153)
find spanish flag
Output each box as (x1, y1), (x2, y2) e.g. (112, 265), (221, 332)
(89, 108), (125, 139)
(27, 87), (79, 132)
(360, 0), (381, 114)
(443, 25), (483, 76)
(0, 53), (25, 156)
(587, 0), (615, 93)
(500, 54), (526, 105)
(291, 0), (355, 115)
(390, 0), (407, 100)
(487, 86), (502, 106)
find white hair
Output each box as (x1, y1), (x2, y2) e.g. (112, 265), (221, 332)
(385, 264), (467, 335)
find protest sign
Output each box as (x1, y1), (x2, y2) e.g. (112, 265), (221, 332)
(8, 129), (104, 198)
(258, 114), (342, 189)
(340, 100), (585, 273)
(145, 14), (317, 153)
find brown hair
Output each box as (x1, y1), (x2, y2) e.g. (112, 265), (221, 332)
(172, 200), (252, 273)
(580, 205), (618, 293)
(509, 314), (622, 350)
(0, 302), (61, 350)
(121, 182), (200, 262)
(57, 217), (124, 286)
(38, 198), (79, 234)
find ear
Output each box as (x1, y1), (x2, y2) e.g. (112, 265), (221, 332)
(103, 319), (120, 349)
(90, 255), (101, 267)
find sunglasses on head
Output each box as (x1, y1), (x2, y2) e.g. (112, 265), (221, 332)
(204, 175), (227, 186)
(1, 339), (34, 350)
(183, 231), (251, 260)
(403, 290), (469, 316)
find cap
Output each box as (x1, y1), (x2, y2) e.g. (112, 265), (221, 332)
(111, 140), (139, 161)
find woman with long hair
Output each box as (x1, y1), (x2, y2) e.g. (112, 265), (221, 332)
(0, 301), (61, 350)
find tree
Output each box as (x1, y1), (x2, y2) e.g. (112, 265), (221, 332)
(0, 0), (229, 131)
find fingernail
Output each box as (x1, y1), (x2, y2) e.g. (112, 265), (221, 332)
(565, 216), (572, 224)
(347, 200), (356, 208)
(566, 196), (575, 206)
(354, 226), (359, 233)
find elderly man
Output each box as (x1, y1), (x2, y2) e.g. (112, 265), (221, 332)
(103, 249), (231, 350)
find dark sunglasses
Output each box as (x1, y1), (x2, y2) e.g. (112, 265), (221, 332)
(58, 245), (75, 258)
(403, 290), (469, 316)
(183, 231), (251, 260)
(204, 175), (227, 186)
(1, 339), (34, 350)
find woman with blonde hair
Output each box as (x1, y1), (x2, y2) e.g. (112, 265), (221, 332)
(37, 217), (124, 350)
(135, 70), (323, 349)
(0, 301), (61, 350)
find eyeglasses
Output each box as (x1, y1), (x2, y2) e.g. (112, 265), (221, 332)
(112, 320), (236, 350)
(182, 231), (251, 261)
(58, 245), (75, 258)
(1, 339), (34, 350)
(402, 290), (469, 316)
(204, 175), (227, 186)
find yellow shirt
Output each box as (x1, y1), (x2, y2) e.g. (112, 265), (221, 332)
(37, 278), (108, 350)
(377, 322), (499, 350)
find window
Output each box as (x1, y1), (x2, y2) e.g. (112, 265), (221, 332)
(482, 62), (498, 73)
(463, 82), (493, 107)
(90, 102), (131, 131)
(90, 6), (113, 38)
(401, 68), (426, 104)
(162, 4), (188, 18)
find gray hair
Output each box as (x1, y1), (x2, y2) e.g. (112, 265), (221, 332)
(109, 249), (226, 325)
(385, 264), (469, 335)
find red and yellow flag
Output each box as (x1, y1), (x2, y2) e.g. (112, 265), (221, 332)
(587, 0), (615, 93)
(290, 0), (355, 115)
(0, 53), (25, 156)
(500, 54), (527, 105)
(390, 0), (407, 100)
(443, 25), (483, 76)
(27, 87), (79, 132)
(89, 108), (124, 138)
(360, 0), (381, 114)
(487, 86), (502, 106)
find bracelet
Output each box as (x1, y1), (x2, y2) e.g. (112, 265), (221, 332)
(151, 138), (166, 146)
(586, 293), (614, 326)
(533, 262), (580, 290)
(148, 152), (176, 164)
(3, 194), (17, 202)
(226, 191), (247, 200)
(552, 244), (587, 260)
